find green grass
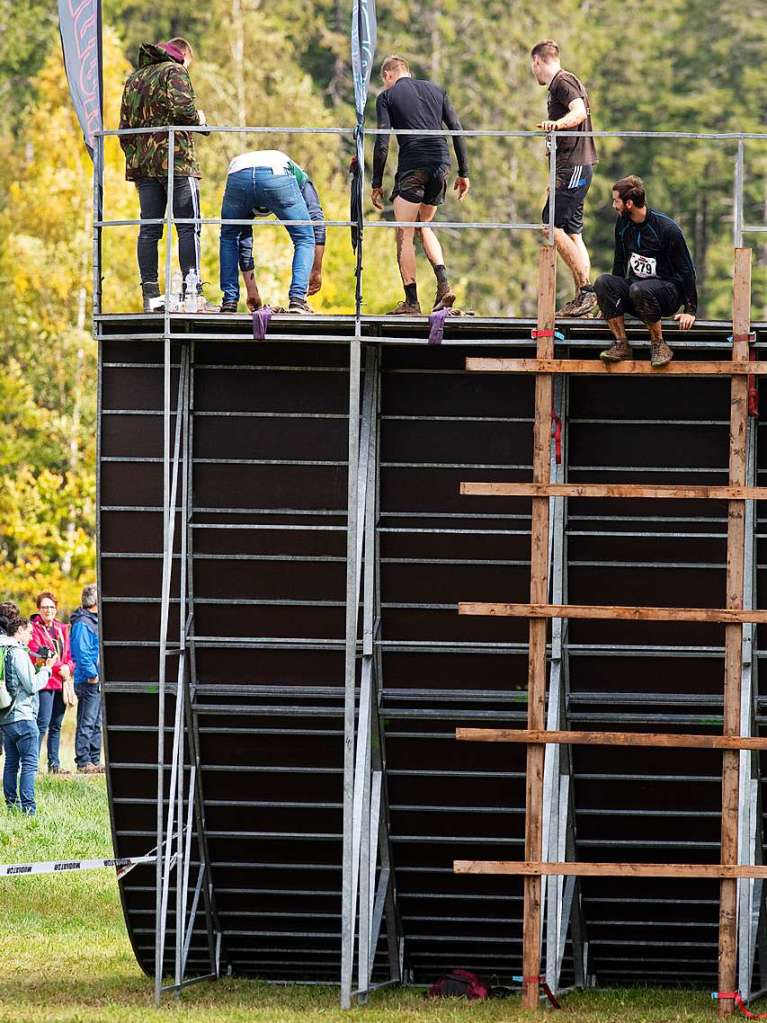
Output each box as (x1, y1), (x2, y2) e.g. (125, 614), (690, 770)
(0, 727), (736, 1021)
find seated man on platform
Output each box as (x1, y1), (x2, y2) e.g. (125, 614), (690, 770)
(219, 149), (326, 314)
(596, 176), (697, 368)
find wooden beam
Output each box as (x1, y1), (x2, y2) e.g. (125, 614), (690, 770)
(455, 728), (767, 752)
(465, 357), (767, 376)
(454, 860), (767, 880)
(458, 601), (767, 625)
(521, 245), (556, 1011)
(460, 482), (767, 500)
(719, 247), (752, 1018)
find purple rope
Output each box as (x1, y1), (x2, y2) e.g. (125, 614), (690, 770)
(428, 306), (451, 345)
(251, 306), (274, 341)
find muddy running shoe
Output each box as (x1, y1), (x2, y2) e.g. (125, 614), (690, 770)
(388, 300), (422, 315)
(77, 763), (99, 775)
(288, 298), (314, 314)
(650, 338), (674, 368)
(432, 280), (456, 312)
(220, 300), (238, 313)
(600, 339), (633, 362)
(559, 288), (598, 318)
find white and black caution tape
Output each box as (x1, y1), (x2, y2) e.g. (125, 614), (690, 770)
(0, 851), (171, 881)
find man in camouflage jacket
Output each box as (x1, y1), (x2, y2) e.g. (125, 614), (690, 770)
(119, 38), (206, 312)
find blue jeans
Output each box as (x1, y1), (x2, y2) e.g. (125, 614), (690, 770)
(37, 688), (67, 770)
(219, 168), (314, 303)
(74, 683), (102, 767)
(2, 719), (40, 814)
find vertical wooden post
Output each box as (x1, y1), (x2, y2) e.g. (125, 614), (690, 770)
(522, 245), (557, 1009)
(718, 247), (752, 1017)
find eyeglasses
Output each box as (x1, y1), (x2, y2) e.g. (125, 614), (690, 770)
(39, 605), (56, 611)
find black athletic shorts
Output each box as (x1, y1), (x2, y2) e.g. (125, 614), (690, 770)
(541, 164), (593, 235)
(391, 163), (450, 206)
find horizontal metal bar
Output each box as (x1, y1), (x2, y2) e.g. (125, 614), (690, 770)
(95, 125), (767, 140)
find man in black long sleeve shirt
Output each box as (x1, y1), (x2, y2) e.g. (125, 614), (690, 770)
(596, 175), (697, 368)
(371, 55), (470, 315)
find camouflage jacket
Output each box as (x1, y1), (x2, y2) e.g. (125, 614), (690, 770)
(119, 44), (202, 181)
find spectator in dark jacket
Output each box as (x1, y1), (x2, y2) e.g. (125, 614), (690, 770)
(1, 616), (54, 815)
(70, 584), (103, 774)
(29, 591), (75, 774)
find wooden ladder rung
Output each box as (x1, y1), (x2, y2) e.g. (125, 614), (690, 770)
(460, 482), (767, 500)
(456, 727), (767, 752)
(458, 601), (767, 624)
(465, 357), (767, 376)
(454, 860), (767, 880)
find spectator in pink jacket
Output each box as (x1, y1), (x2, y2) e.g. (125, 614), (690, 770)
(29, 592), (75, 774)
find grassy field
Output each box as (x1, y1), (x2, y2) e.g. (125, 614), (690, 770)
(0, 721), (737, 1021)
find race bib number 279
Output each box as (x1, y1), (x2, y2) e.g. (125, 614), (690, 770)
(629, 252), (657, 278)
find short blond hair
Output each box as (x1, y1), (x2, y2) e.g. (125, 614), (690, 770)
(380, 54), (410, 77)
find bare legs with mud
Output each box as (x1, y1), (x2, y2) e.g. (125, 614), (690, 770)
(552, 226), (597, 317)
(390, 196), (455, 314)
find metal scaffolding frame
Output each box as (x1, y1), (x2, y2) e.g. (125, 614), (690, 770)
(92, 122), (767, 1011)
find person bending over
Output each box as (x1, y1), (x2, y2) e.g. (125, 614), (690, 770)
(596, 176), (697, 368)
(371, 55), (470, 316)
(531, 39), (598, 318)
(220, 149), (326, 314)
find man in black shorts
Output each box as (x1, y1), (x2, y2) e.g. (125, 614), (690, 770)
(371, 55), (470, 315)
(596, 175), (697, 368)
(531, 40), (598, 317)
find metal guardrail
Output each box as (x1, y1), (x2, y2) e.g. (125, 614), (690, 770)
(93, 124), (767, 327)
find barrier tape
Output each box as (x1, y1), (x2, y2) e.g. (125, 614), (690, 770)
(713, 992), (767, 1019)
(0, 853), (159, 881)
(513, 975), (561, 1009)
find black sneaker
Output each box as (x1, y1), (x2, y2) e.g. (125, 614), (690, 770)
(288, 298), (313, 314)
(141, 281), (165, 314)
(220, 300), (238, 313)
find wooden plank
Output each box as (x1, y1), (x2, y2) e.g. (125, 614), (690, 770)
(455, 728), (767, 752)
(454, 860), (767, 880)
(719, 247), (752, 1018)
(521, 245), (556, 1011)
(458, 601), (767, 625)
(465, 357), (767, 376)
(460, 482), (767, 500)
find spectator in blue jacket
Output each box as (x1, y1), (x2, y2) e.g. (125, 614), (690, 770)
(1, 615), (54, 814)
(70, 584), (103, 775)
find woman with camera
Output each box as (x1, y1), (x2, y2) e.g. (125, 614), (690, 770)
(1, 614), (55, 815)
(29, 592), (75, 775)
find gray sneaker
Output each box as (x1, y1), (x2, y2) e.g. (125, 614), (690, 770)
(288, 298), (314, 314)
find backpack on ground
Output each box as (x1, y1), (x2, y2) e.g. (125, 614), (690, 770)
(427, 969), (488, 1000)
